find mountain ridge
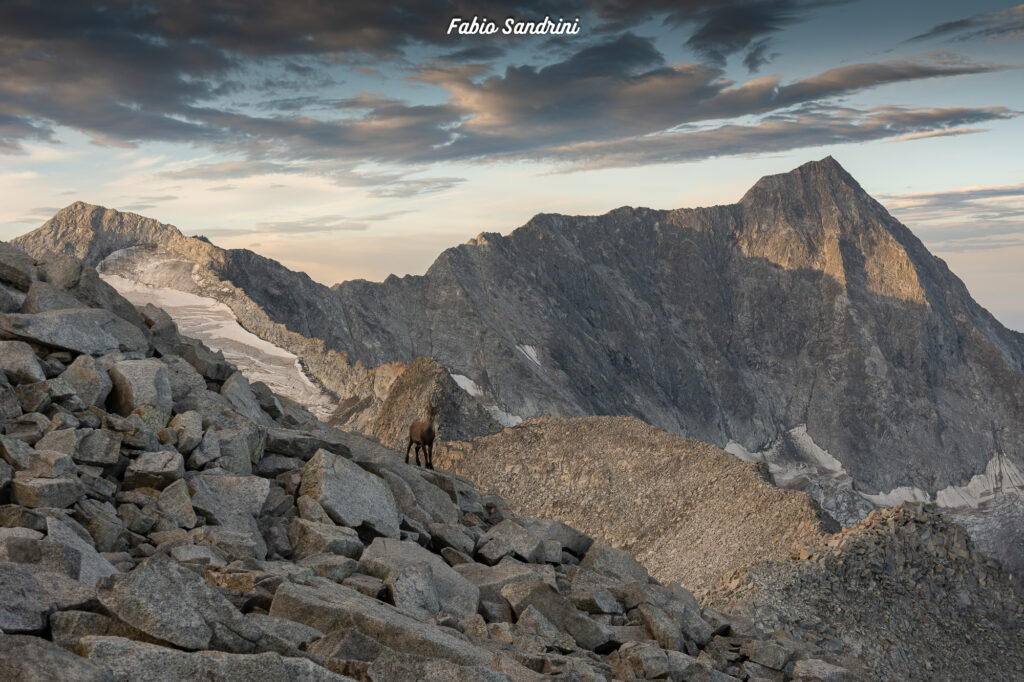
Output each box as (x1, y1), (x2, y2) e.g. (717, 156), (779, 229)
(14, 158), (1024, 580)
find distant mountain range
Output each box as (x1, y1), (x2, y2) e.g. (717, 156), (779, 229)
(15, 157), (1024, 580)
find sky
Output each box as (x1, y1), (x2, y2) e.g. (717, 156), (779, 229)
(0, 0), (1022, 329)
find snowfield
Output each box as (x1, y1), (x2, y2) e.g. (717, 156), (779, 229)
(103, 274), (336, 420)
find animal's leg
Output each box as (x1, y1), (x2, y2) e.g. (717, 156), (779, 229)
(414, 443), (422, 467)
(405, 440), (412, 464)
(426, 442), (434, 470)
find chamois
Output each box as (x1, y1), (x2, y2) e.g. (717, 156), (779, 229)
(406, 404), (438, 469)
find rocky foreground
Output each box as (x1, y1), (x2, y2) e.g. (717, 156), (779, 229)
(0, 242), (873, 680)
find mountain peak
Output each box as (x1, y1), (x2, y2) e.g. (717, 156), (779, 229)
(739, 156), (866, 208)
(13, 202), (186, 267)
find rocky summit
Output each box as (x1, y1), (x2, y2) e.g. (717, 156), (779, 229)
(14, 158), (1024, 584)
(0, 241), (893, 681)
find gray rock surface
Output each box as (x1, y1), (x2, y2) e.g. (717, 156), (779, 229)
(0, 634), (113, 682)
(0, 308), (147, 355)
(107, 359), (172, 419)
(359, 536), (480, 620)
(299, 449), (401, 538)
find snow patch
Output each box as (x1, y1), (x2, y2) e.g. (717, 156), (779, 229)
(448, 371), (524, 427)
(729, 424), (1024, 518)
(451, 374), (484, 398)
(487, 406), (524, 427)
(516, 344), (541, 367)
(103, 274), (336, 420)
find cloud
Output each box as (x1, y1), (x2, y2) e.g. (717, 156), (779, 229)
(368, 177), (466, 198)
(743, 38), (778, 72)
(909, 4), (1024, 43)
(417, 46), (1007, 162)
(878, 182), (1024, 253)
(881, 127), (987, 143)
(536, 105), (1017, 169)
(193, 210), (411, 238)
(678, 0), (846, 69)
(0, 1), (1013, 185)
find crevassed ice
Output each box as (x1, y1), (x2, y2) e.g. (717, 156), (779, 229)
(102, 274), (336, 420)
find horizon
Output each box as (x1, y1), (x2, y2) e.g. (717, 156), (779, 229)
(1, 1), (1022, 329)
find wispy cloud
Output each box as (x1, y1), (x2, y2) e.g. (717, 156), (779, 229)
(882, 126), (988, 143)
(909, 4), (1024, 43)
(192, 210), (412, 238)
(880, 182), (1024, 253)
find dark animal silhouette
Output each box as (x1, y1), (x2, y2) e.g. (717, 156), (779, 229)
(406, 404), (438, 469)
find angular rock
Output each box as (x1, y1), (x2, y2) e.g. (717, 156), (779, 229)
(792, 659), (852, 682)
(270, 581), (493, 666)
(123, 450), (183, 490)
(25, 449), (78, 478)
(299, 554), (359, 582)
(75, 428), (121, 466)
(168, 410), (202, 454)
(0, 378), (21, 420)
(740, 639), (792, 671)
(476, 520), (544, 565)
(12, 476), (84, 508)
(500, 581), (618, 653)
(246, 613), (324, 649)
(59, 354), (113, 407)
(34, 427), (80, 454)
(159, 354), (207, 401)
(220, 371), (273, 426)
(46, 515), (119, 586)
(156, 479), (196, 529)
(0, 242), (37, 290)
(96, 554), (292, 654)
(289, 517), (363, 560)
(0, 309), (148, 356)
(266, 427), (350, 460)
(78, 636), (345, 682)
(359, 537), (480, 621)
(0, 633), (113, 682)
(635, 603), (681, 652)
(454, 560), (556, 605)
(21, 280), (86, 313)
(108, 359), (172, 420)
(251, 381), (284, 420)
(0, 563), (94, 632)
(0, 340), (46, 384)
(580, 544), (650, 584)
(50, 610), (161, 650)
(300, 449), (400, 538)
(518, 516), (594, 557)
(0, 432), (33, 469)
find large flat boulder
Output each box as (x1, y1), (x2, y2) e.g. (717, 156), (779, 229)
(95, 554), (292, 654)
(124, 450), (184, 490)
(0, 634), (113, 682)
(78, 636), (346, 682)
(359, 537), (480, 621)
(0, 309), (147, 355)
(289, 518), (363, 560)
(270, 581), (493, 667)
(299, 449), (400, 538)
(0, 563), (94, 632)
